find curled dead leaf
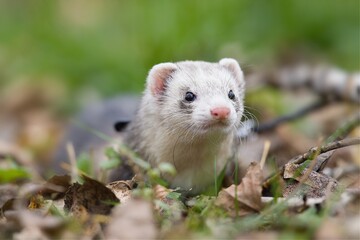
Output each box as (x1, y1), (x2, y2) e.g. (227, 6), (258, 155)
(106, 177), (137, 203)
(64, 175), (119, 215)
(283, 162), (339, 198)
(215, 162), (263, 217)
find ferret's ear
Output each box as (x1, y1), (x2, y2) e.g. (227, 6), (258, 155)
(147, 63), (177, 96)
(219, 58), (244, 83)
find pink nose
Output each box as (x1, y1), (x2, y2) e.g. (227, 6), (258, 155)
(210, 107), (230, 120)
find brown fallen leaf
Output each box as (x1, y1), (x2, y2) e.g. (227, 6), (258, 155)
(215, 162), (263, 217)
(64, 175), (119, 215)
(283, 162), (339, 198)
(104, 198), (158, 239)
(106, 177), (137, 203)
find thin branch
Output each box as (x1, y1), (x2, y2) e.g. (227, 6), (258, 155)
(262, 137), (360, 191)
(252, 99), (328, 134)
(260, 140), (271, 169)
(290, 137), (360, 165)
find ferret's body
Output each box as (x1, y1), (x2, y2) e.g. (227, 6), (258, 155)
(53, 59), (245, 194)
(125, 59), (245, 194)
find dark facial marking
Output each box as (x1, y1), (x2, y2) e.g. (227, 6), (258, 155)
(179, 100), (193, 114)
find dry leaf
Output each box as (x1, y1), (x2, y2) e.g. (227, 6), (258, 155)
(215, 162), (263, 217)
(105, 198), (158, 239)
(215, 187), (256, 217)
(64, 175), (119, 215)
(283, 162), (339, 198)
(106, 177), (137, 203)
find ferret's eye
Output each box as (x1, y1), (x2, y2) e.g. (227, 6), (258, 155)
(185, 92), (196, 102)
(228, 90), (235, 100)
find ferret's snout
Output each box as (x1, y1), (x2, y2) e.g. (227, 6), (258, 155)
(210, 107), (230, 120)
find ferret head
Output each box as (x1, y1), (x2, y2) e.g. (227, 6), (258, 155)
(146, 58), (245, 137)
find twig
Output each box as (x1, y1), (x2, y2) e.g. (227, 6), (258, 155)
(290, 138), (360, 165)
(252, 99), (328, 133)
(263, 137), (360, 190)
(259, 140), (271, 169)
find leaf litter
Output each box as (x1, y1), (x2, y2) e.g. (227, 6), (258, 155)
(0, 78), (360, 239)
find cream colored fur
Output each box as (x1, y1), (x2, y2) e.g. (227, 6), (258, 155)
(125, 58), (245, 194)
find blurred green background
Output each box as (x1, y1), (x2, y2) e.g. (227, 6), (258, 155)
(0, 0), (359, 112)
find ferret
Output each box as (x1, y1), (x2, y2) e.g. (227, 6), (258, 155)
(53, 58), (245, 194)
(124, 58), (245, 194)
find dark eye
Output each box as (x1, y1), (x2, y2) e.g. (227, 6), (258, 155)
(185, 91), (196, 102)
(228, 90), (235, 100)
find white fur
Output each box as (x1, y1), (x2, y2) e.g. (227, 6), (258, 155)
(126, 59), (245, 194)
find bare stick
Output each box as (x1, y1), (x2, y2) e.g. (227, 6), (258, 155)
(263, 137), (360, 190)
(252, 99), (328, 133)
(260, 140), (271, 169)
(290, 137), (360, 165)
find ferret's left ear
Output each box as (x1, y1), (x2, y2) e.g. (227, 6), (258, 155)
(219, 58), (244, 84)
(147, 63), (178, 96)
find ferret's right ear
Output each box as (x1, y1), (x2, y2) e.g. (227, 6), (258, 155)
(219, 58), (244, 84)
(147, 63), (177, 96)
